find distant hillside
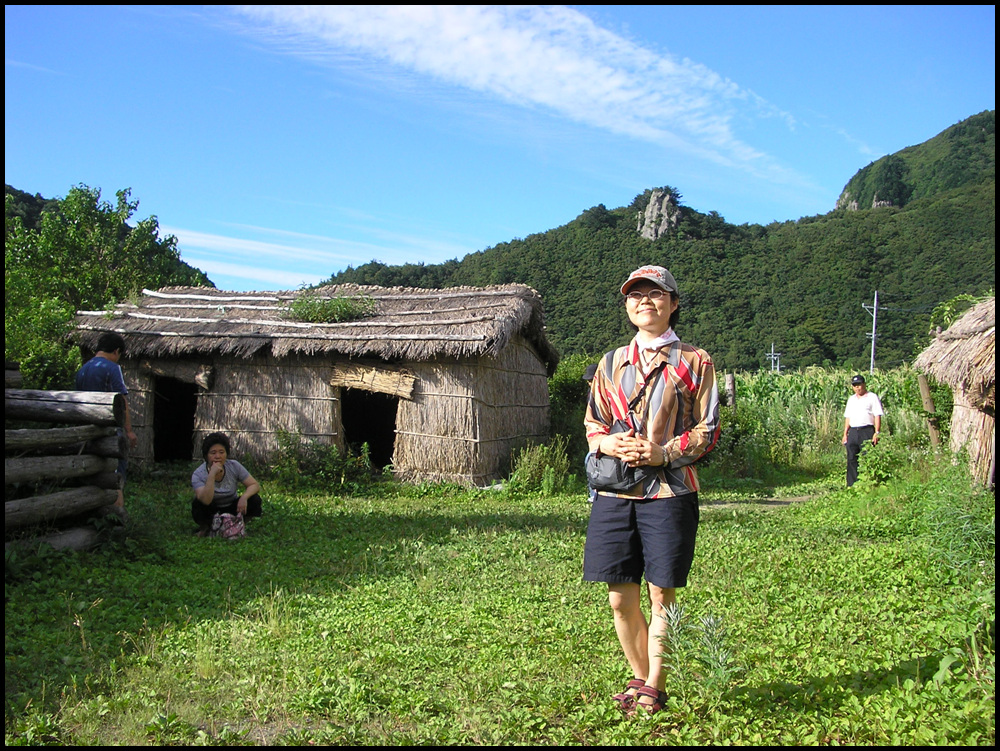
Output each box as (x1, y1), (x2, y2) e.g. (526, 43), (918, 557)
(837, 110), (995, 210)
(329, 111), (995, 372)
(4, 184), (61, 230)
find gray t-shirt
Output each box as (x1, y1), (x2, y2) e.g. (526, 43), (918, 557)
(191, 459), (251, 507)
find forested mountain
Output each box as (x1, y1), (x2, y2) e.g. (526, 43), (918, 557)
(329, 110), (995, 372)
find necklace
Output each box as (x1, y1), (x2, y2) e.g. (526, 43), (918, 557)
(639, 347), (660, 371)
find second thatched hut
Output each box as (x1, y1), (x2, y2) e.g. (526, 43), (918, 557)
(75, 283), (559, 485)
(914, 296), (995, 487)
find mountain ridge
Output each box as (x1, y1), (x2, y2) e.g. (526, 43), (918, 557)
(329, 110), (995, 371)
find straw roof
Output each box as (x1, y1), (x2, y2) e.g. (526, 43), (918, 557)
(914, 297), (995, 409)
(75, 284), (559, 375)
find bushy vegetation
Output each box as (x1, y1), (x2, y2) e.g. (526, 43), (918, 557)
(507, 434), (574, 495)
(706, 366), (953, 485)
(285, 290), (377, 323)
(270, 428), (376, 493)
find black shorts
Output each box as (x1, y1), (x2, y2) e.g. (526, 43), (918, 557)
(583, 492), (699, 589)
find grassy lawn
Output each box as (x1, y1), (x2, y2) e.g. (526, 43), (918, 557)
(5, 456), (994, 745)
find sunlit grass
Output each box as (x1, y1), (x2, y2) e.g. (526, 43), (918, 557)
(5, 452), (993, 745)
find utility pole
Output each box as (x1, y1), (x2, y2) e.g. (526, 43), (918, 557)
(767, 343), (782, 372)
(863, 290), (879, 373)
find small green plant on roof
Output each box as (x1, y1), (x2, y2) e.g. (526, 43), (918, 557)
(286, 290), (377, 323)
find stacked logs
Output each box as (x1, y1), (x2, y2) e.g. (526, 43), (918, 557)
(5, 361), (126, 549)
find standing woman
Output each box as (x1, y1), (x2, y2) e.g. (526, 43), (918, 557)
(191, 432), (263, 536)
(583, 265), (720, 716)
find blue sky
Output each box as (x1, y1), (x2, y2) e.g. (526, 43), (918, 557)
(5, 5), (995, 292)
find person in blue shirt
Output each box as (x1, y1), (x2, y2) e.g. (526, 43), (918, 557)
(75, 332), (137, 510)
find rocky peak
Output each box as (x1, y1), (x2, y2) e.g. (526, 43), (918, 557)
(636, 187), (682, 241)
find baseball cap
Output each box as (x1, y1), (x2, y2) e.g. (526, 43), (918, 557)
(851, 375), (866, 385)
(620, 265), (678, 295)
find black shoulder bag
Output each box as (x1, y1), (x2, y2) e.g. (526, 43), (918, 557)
(585, 361), (667, 492)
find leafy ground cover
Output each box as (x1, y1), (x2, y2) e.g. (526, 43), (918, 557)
(5, 454), (994, 745)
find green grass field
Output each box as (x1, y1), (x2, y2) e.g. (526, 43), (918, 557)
(5, 448), (994, 745)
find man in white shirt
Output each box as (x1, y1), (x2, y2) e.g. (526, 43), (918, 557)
(842, 374), (884, 487)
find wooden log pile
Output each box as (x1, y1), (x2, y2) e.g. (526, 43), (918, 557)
(5, 360), (125, 550)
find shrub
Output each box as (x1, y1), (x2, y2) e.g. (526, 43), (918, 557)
(286, 291), (376, 323)
(853, 433), (910, 487)
(547, 352), (600, 464)
(508, 434), (574, 495)
(270, 429), (373, 491)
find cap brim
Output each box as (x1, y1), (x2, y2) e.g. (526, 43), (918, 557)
(621, 278), (672, 295)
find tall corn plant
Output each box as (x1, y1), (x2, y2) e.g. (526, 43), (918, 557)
(712, 366), (949, 478)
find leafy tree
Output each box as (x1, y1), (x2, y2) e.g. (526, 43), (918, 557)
(5, 185), (212, 388)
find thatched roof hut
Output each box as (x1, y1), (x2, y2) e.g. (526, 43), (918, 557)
(75, 284), (559, 485)
(914, 297), (995, 486)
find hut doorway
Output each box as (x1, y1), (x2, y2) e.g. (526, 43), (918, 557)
(341, 388), (398, 470)
(153, 376), (198, 461)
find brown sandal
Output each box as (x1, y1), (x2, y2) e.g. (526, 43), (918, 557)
(630, 685), (668, 716)
(612, 678), (646, 711)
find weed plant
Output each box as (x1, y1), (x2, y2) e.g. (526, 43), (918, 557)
(285, 291), (376, 323)
(270, 428), (374, 492)
(507, 434), (575, 495)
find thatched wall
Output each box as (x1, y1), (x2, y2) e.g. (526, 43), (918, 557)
(949, 400), (995, 486)
(914, 297), (995, 486)
(394, 335), (549, 484)
(194, 354), (338, 458)
(120, 340), (550, 484)
(124, 354), (339, 467)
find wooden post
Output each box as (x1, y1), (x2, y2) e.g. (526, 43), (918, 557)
(4, 455), (117, 485)
(917, 374), (941, 448)
(4, 389), (123, 426)
(49, 434), (128, 459)
(5, 486), (118, 530)
(725, 373), (737, 412)
(5, 424), (117, 451)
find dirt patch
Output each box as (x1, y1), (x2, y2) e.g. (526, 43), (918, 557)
(703, 494), (814, 510)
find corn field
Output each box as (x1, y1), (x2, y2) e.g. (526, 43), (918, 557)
(711, 365), (952, 481)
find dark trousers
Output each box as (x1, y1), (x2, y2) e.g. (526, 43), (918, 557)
(845, 426), (876, 487)
(191, 493), (263, 526)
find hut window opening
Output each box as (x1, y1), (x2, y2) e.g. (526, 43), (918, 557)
(153, 376), (198, 462)
(340, 388), (398, 470)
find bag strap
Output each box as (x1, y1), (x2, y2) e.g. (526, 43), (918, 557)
(626, 361), (667, 412)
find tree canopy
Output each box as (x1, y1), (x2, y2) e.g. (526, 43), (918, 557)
(5, 184), (212, 387)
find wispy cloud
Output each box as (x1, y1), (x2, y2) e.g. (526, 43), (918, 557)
(5, 58), (66, 76)
(229, 5), (798, 180)
(162, 222), (475, 290)
(184, 257), (326, 289)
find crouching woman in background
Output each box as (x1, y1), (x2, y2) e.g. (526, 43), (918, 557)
(191, 432), (263, 536)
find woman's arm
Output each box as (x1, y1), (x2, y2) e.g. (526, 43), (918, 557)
(194, 463), (223, 505)
(661, 352), (721, 467)
(236, 474), (261, 514)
